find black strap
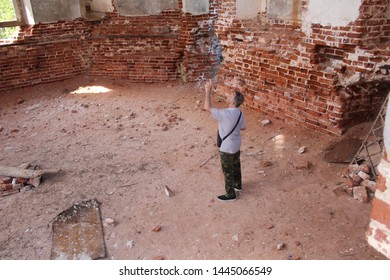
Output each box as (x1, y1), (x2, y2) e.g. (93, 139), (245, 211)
(221, 111), (242, 142)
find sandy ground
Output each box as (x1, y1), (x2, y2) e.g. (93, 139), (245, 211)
(0, 75), (386, 260)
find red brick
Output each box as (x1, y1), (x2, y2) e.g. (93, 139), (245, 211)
(371, 198), (390, 228)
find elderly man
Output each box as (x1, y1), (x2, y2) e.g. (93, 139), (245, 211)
(204, 79), (246, 201)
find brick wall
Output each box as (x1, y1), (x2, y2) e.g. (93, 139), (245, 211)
(215, 0), (390, 135)
(367, 150), (390, 259)
(89, 10), (182, 82)
(178, 3), (219, 82)
(0, 0), (218, 90)
(0, 21), (93, 92)
(2, 0), (390, 135)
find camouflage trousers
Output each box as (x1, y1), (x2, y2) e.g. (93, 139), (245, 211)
(220, 151), (242, 198)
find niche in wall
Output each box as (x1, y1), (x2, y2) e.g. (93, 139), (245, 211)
(182, 0), (209, 15)
(30, 0), (85, 22)
(114, 0), (178, 16)
(266, 0), (302, 23)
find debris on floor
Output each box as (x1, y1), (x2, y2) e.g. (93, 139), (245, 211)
(50, 199), (106, 260)
(151, 225), (162, 232)
(164, 185), (174, 197)
(293, 160), (312, 171)
(276, 243), (286, 250)
(261, 119), (271, 126)
(261, 160), (273, 167)
(103, 218), (116, 227)
(0, 163), (49, 197)
(342, 164), (376, 203)
(265, 223), (275, 230)
(298, 146), (306, 154)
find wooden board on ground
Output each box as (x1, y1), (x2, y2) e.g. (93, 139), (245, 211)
(50, 199), (106, 260)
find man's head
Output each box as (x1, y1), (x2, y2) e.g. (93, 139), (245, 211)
(233, 91), (244, 107)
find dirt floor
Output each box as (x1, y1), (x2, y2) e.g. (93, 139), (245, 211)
(0, 75), (386, 260)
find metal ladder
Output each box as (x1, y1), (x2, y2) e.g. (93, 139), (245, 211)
(350, 93), (388, 179)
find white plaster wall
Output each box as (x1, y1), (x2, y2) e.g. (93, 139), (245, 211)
(387, 3), (390, 19)
(367, 219), (390, 259)
(21, 0), (35, 24)
(182, 0), (209, 15)
(385, 96), (390, 152)
(369, 159), (390, 259)
(90, 0), (114, 12)
(115, 0), (178, 16)
(30, 0), (83, 22)
(267, 0), (301, 20)
(378, 160), (390, 204)
(236, 0), (264, 19)
(302, 0), (362, 35)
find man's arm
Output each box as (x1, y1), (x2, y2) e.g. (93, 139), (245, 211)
(204, 79), (213, 112)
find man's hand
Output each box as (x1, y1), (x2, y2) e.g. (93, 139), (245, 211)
(204, 79), (213, 112)
(204, 79), (213, 94)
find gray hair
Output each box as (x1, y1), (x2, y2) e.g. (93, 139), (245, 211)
(234, 91), (244, 107)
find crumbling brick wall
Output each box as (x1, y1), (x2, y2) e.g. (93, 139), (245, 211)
(2, 0), (390, 135)
(178, 0), (219, 83)
(215, 0), (390, 135)
(89, 10), (182, 82)
(0, 0), (218, 90)
(0, 21), (93, 92)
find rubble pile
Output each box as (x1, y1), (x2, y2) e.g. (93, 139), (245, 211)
(158, 113), (183, 131)
(343, 164), (377, 203)
(0, 175), (41, 197)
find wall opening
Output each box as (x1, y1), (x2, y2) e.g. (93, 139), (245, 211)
(0, 0), (20, 41)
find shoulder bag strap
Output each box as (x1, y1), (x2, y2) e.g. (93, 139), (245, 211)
(221, 111), (242, 141)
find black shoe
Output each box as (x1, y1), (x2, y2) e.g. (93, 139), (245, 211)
(217, 195), (237, 202)
(234, 187), (242, 192)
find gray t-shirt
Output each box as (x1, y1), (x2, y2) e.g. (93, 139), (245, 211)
(211, 107), (246, 154)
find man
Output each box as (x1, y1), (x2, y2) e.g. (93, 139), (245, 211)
(204, 79), (246, 202)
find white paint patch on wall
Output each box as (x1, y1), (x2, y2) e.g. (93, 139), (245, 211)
(182, 0), (209, 15)
(236, 0), (263, 19)
(22, 0), (35, 24)
(302, 0), (362, 36)
(90, 0), (114, 12)
(377, 160), (390, 204)
(267, 0), (301, 21)
(386, 4), (390, 18)
(115, 0), (178, 16)
(367, 219), (390, 259)
(30, 0), (83, 22)
(385, 102), (390, 153)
